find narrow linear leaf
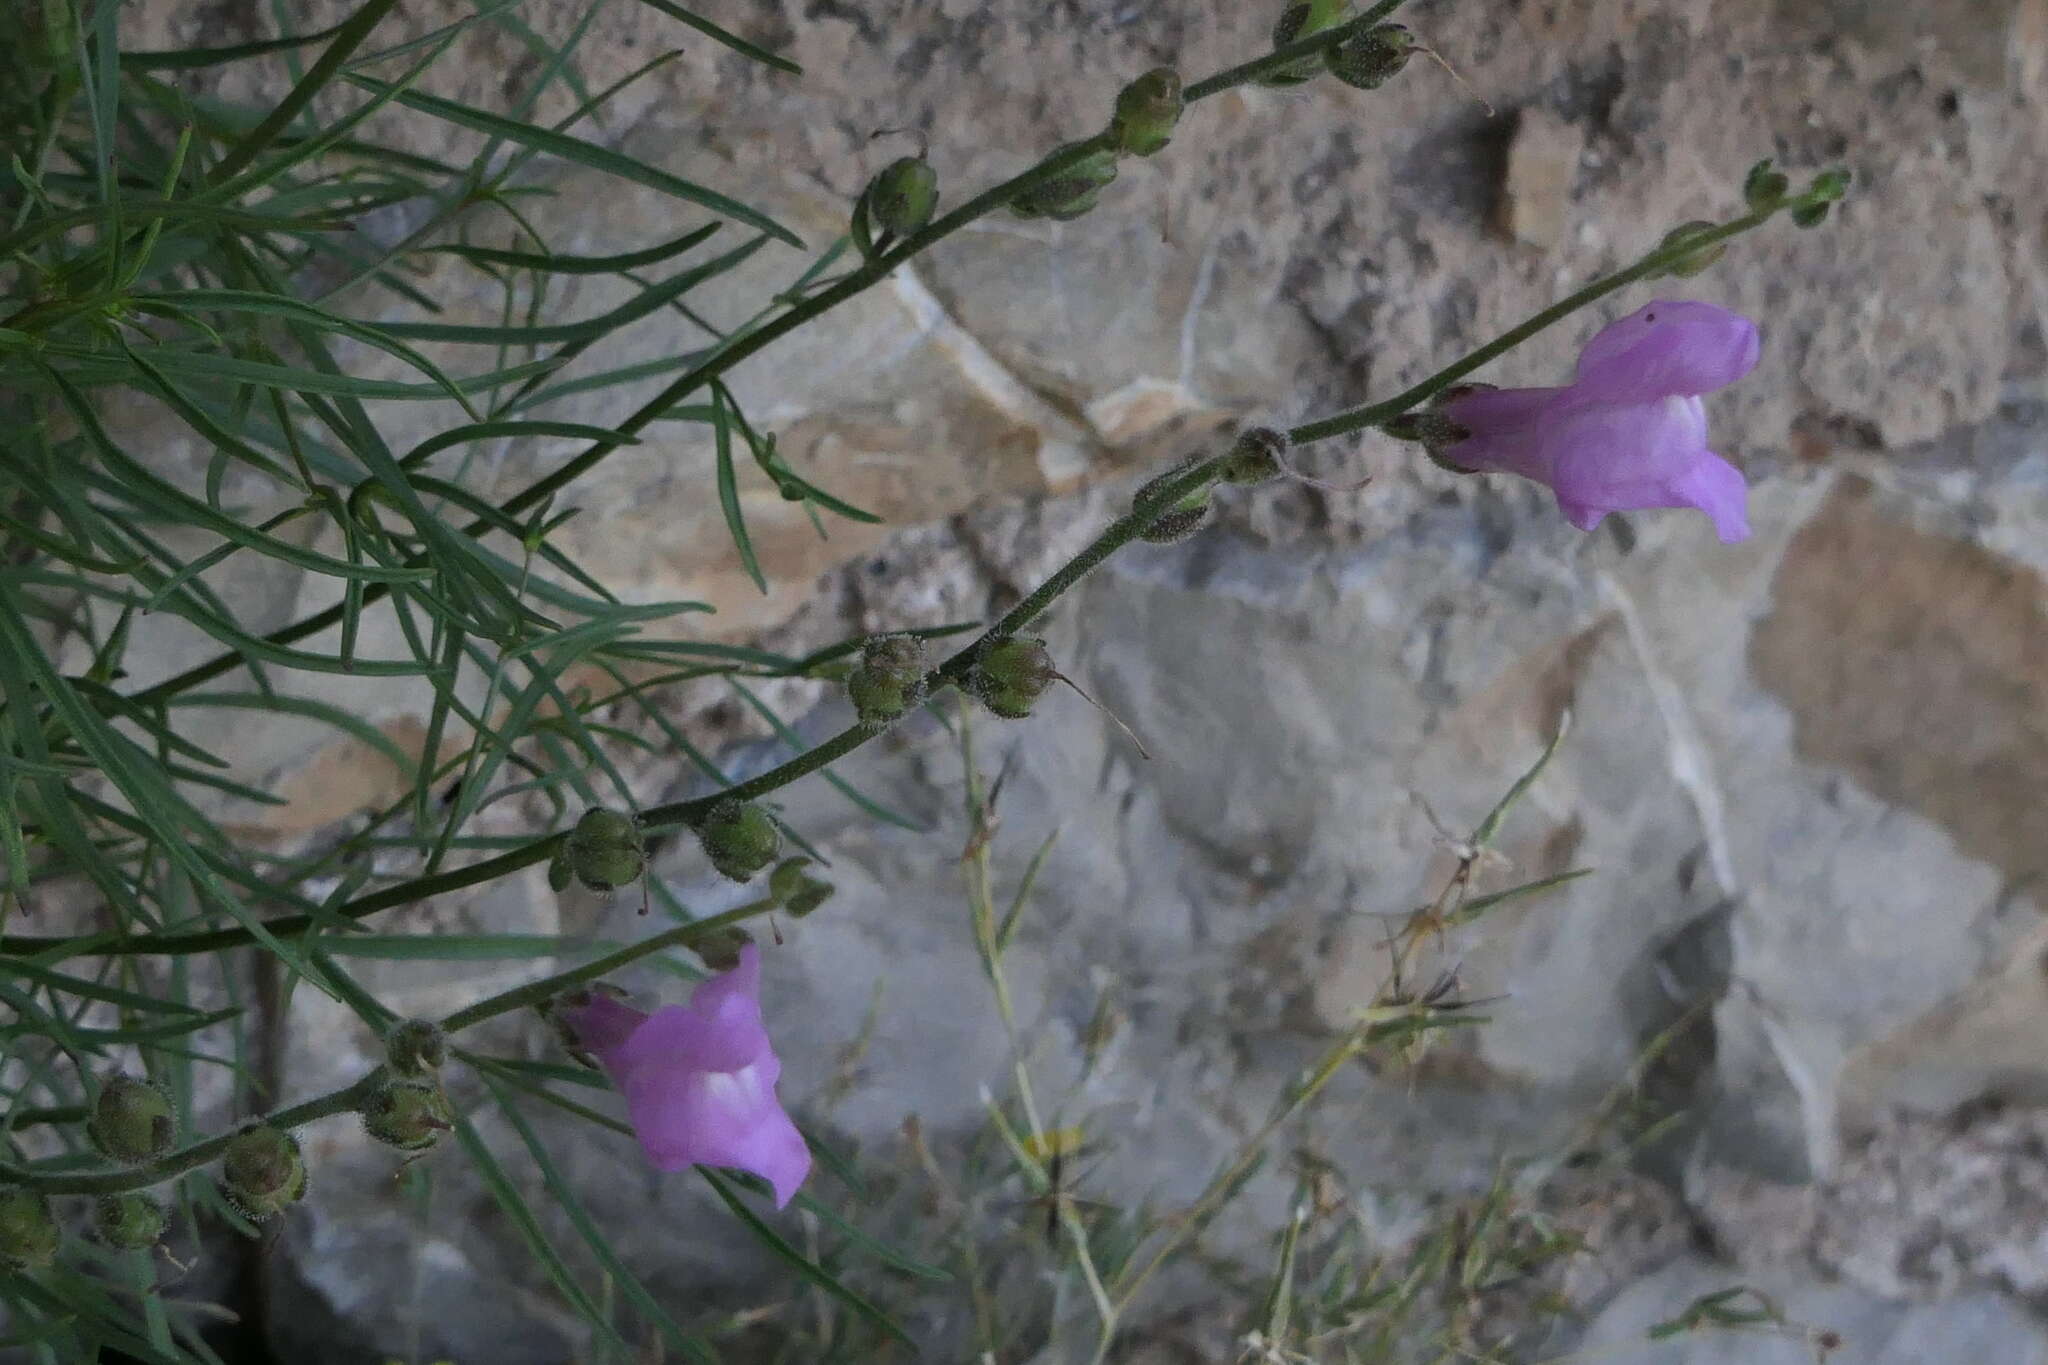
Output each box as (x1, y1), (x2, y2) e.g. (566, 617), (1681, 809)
(338, 73), (799, 246)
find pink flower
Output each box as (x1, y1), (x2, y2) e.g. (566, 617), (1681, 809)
(561, 945), (810, 1207)
(1439, 300), (1760, 542)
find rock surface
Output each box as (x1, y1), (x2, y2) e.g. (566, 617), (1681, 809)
(106, 0), (2048, 1358)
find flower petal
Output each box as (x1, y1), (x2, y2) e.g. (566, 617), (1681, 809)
(1667, 450), (1751, 543)
(1572, 300), (1760, 403)
(560, 994), (649, 1069)
(1438, 385), (1565, 481)
(1541, 397), (1709, 510)
(621, 1061), (812, 1206)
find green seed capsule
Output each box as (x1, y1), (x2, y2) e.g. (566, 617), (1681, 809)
(1657, 220), (1727, 277)
(697, 800), (781, 883)
(1012, 142), (1120, 220)
(360, 1079), (455, 1153)
(1219, 427), (1289, 485)
(0, 1188), (60, 1270)
(88, 1075), (175, 1165)
(769, 857), (834, 917)
(846, 634), (929, 731)
(220, 1126), (306, 1222)
(1742, 158), (1790, 211)
(1263, 0), (1348, 87)
(1326, 24), (1415, 91)
(385, 1018), (447, 1076)
(565, 807), (644, 891)
(94, 1193), (167, 1250)
(1111, 67), (1184, 156)
(971, 637), (1058, 719)
(1134, 464), (1213, 544)
(866, 156), (939, 238)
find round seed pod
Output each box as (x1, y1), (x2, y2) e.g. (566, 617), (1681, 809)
(359, 1079), (455, 1153)
(697, 800), (781, 883)
(1133, 465), (1213, 544)
(1220, 427), (1290, 485)
(385, 1018), (448, 1077)
(866, 156), (940, 238)
(769, 857), (834, 918)
(846, 634), (929, 731)
(1111, 67), (1184, 156)
(970, 637), (1058, 719)
(1656, 220), (1727, 277)
(0, 1188), (60, 1270)
(565, 807), (644, 892)
(220, 1126), (306, 1222)
(1326, 24), (1416, 90)
(1012, 142), (1120, 220)
(1263, 0), (1348, 86)
(93, 1192), (167, 1251)
(88, 1075), (175, 1165)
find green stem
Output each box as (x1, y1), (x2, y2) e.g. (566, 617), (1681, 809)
(440, 894), (773, 1031)
(2, 896), (782, 1193)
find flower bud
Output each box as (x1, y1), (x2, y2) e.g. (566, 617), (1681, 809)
(1808, 166), (1851, 201)
(1326, 24), (1416, 90)
(971, 636), (1057, 719)
(1790, 201), (1830, 228)
(1263, 0), (1348, 86)
(695, 926), (753, 972)
(88, 1075), (175, 1165)
(697, 800), (781, 883)
(0, 1188), (59, 1270)
(1384, 408), (1477, 473)
(865, 156), (939, 238)
(93, 1192), (167, 1250)
(1742, 158), (1790, 212)
(565, 806), (644, 892)
(1111, 67), (1184, 156)
(769, 857), (833, 918)
(360, 1079), (454, 1153)
(846, 634), (929, 731)
(1656, 220), (1726, 277)
(1133, 464), (1213, 544)
(1012, 142), (1120, 221)
(385, 1018), (447, 1077)
(220, 1126), (306, 1222)
(1219, 427), (1289, 485)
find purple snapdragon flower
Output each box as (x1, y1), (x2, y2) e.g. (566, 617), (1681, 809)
(1438, 300), (1760, 542)
(561, 945), (810, 1207)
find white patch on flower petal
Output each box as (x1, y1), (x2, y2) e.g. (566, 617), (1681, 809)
(1658, 394), (1709, 447)
(700, 1064), (769, 1113)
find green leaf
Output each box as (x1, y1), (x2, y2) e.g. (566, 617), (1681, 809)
(318, 933), (588, 961)
(338, 72), (802, 247)
(711, 386), (767, 593)
(699, 1166), (912, 1345)
(484, 1079), (722, 1365)
(367, 233), (769, 345)
(143, 288), (482, 415)
(1471, 712), (1570, 850)
(452, 1114), (635, 1357)
(627, 0), (802, 74)
(122, 16), (355, 70)
(423, 221), (720, 276)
